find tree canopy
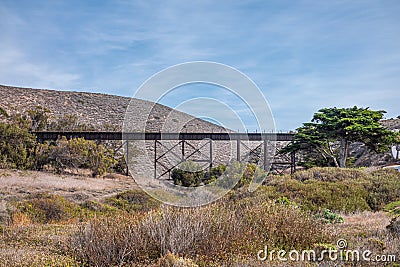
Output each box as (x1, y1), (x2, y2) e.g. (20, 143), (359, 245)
(281, 107), (399, 168)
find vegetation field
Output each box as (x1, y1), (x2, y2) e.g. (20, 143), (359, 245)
(1, 167), (399, 266)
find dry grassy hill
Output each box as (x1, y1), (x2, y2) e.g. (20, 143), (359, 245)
(0, 84), (225, 132)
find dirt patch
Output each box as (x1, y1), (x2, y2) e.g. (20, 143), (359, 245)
(0, 169), (137, 203)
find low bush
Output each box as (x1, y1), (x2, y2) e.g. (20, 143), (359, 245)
(158, 252), (198, 267)
(275, 196), (292, 205)
(203, 164), (226, 185)
(171, 161), (265, 189)
(264, 176), (370, 212)
(0, 107), (120, 177)
(104, 190), (161, 212)
(384, 200), (400, 217)
(0, 122), (37, 169)
(364, 169), (400, 211)
(317, 209), (344, 224)
(39, 137), (117, 177)
(0, 106), (9, 118)
(387, 217), (400, 235)
(171, 161), (204, 187)
(292, 167), (366, 182)
(70, 214), (153, 266)
(13, 193), (81, 224)
(70, 198), (332, 266)
(262, 167), (400, 213)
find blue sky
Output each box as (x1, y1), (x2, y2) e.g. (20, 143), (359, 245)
(1, 0), (399, 131)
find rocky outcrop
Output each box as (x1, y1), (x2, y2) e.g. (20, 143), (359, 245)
(350, 118), (400, 167)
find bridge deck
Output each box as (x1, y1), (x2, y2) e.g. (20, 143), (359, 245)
(33, 132), (294, 142)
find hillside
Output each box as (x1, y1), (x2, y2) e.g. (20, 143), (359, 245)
(382, 117), (400, 131)
(351, 117), (400, 167)
(0, 84), (225, 132)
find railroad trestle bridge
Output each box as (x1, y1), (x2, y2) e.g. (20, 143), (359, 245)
(33, 132), (297, 178)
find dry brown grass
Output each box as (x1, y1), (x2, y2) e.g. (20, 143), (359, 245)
(69, 196), (331, 266)
(1, 202), (398, 266)
(332, 211), (400, 266)
(0, 223), (76, 267)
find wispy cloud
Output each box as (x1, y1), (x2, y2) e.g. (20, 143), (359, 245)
(0, 43), (80, 89)
(0, 0), (399, 130)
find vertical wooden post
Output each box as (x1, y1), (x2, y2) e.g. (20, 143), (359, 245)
(126, 141), (129, 176)
(209, 139), (213, 173)
(181, 140), (185, 161)
(263, 140), (268, 171)
(154, 140), (157, 179)
(236, 139), (241, 162)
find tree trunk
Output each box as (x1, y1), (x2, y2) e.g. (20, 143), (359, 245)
(338, 138), (349, 168)
(332, 155), (339, 168)
(318, 146), (339, 167)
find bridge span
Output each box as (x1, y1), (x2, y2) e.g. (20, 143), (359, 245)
(33, 131), (293, 142)
(32, 131), (296, 177)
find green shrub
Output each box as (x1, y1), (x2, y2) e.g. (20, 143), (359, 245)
(203, 164), (226, 185)
(25, 106), (51, 131)
(262, 168), (400, 213)
(79, 200), (119, 214)
(236, 163), (267, 189)
(384, 200), (400, 217)
(0, 107), (117, 176)
(275, 196), (292, 205)
(172, 161), (266, 190)
(317, 209), (344, 224)
(265, 176), (370, 212)
(364, 169), (400, 211)
(33, 141), (53, 170)
(46, 137), (116, 177)
(0, 122), (37, 169)
(104, 190), (161, 212)
(172, 161), (204, 187)
(14, 193), (80, 223)
(292, 167), (365, 182)
(216, 162), (265, 189)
